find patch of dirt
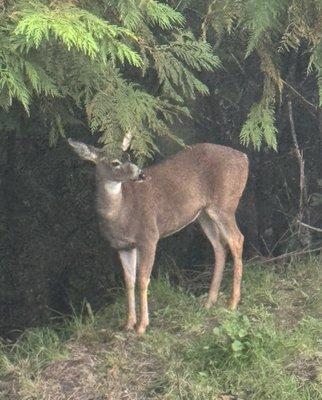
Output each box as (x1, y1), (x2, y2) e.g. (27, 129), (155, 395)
(0, 333), (165, 400)
(0, 343), (107, 400)
(274, 305), (305, 329)
(40, 348), (103, 400)
(287, 355), (321, 382)
(102, 333), (164, 400)
(0, 378), (19, 399)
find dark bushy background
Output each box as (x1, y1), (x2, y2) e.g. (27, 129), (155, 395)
(1, 84), (321, 337)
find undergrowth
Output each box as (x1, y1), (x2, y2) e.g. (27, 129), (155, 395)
(0, 257), (321, 399)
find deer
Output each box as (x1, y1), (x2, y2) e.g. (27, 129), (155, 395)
(68, 137), (249, 334)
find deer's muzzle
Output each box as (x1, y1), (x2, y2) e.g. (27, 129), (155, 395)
(137, 171), (146, 181)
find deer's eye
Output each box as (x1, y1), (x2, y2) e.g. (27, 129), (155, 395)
(111, 160), (121, 167)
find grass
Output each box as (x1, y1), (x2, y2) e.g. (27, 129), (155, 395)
(0, 257), (321, 399)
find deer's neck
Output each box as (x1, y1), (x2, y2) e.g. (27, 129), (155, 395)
(104, 181), (122, 195)
(97, 180), (123, 219)
(96, 170), (123, 219)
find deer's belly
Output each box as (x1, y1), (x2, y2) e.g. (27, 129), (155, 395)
(160, 210), (201, 238)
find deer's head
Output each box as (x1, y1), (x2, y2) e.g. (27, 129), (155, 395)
(68, 139), (146, 182)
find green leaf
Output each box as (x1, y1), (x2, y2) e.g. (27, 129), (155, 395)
(231, 340), (244, 352)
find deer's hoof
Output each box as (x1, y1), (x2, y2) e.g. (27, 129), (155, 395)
(204, 301), (213, 309)
(123, 321), (136, 331)
(136, 325), (148, 335)
(205, 297), (218, 309)
(228, 301), (238, 310)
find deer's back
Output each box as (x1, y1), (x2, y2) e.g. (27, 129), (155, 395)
(127, 143), (248, 239)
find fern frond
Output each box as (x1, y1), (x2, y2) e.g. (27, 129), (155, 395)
(24, 61), (59, 97)
(279, 1), (321, 53)
(240, 101), (277, 151)
(0, 49), (31, 111)
(244, 0), (289, 57)
(164, 32), (221, 71)
(13, 2), (142, 66)
(201, 0), (242, 40)
(87, 68), (188, 158)
(257, 45), (283, 94)
(144, 0), (185, 29)
(151, 32), (220, 100)
(116, 0), (144, 30)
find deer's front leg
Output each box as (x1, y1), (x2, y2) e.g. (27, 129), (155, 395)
(119, 248), (137, 331)
(136, 244), (156, 335)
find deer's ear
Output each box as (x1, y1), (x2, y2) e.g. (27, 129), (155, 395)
(68, 139), (100, 163)
(121, 152), (131, 163)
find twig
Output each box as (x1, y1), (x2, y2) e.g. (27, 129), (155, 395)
(229, 52), (246, 75)
(258, 246), (322, 264)
(260, 234), (272, 257)
(174, 0), (184, 10)
(283, 80), (317, 114)
(298, 221), (322, 233)
(288, 100), (308, 223)
(270, 227), (292, 254)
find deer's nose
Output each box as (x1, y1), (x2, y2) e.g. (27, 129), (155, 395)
(138, 171), (146, 181)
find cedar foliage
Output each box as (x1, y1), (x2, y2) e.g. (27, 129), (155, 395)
(0, 0), (219, 157)
(196, 0), (322, 150)
(2, 1), (322, 152)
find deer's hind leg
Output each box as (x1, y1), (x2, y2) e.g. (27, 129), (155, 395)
(198, 211), (227, 308)
(205, 208), (244, 310)
(119, 248), (137, 331)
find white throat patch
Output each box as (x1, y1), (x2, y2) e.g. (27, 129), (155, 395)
(104, 181), (122, 195)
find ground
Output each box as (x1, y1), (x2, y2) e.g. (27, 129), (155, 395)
(0, 257), (321, 400)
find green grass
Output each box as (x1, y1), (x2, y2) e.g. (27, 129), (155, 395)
(0, 257), (321, 399)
